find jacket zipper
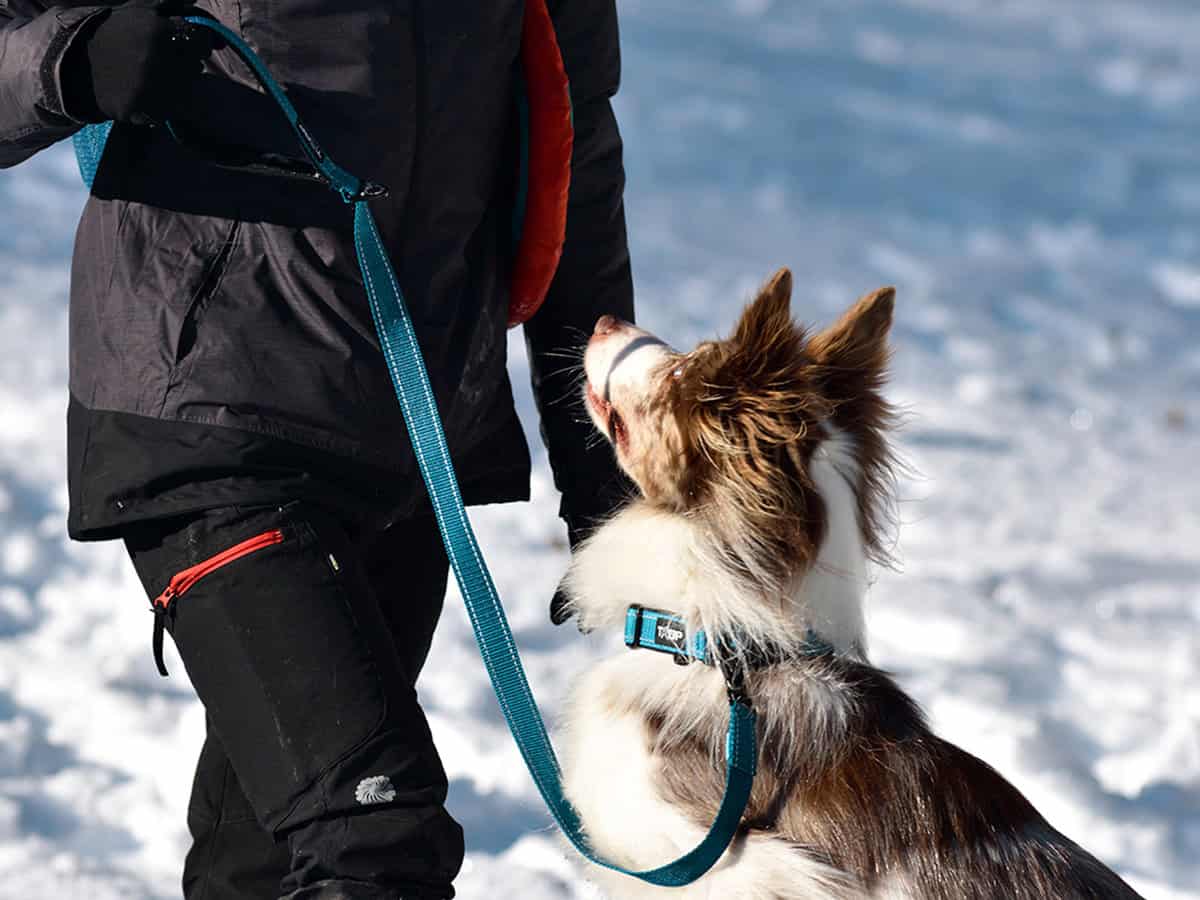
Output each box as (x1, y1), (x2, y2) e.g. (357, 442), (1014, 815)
(150, 528), (285, 677)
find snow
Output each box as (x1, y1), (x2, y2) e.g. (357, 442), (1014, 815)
(1, 0), (1197, 897)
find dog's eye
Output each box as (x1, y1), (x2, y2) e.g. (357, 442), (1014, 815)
(671, 364), (685, 379)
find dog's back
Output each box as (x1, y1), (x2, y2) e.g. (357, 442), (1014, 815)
(648, 655), (1144, 900)
(779, 661), (1141, 900)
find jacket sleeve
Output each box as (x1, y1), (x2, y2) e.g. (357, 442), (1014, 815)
(524, 0), (636, 536)
(0, 1), (109, 168)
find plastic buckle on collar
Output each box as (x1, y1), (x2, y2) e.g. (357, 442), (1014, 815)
(624, 605), (646, 650)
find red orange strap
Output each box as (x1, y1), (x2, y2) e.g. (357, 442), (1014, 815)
(508, 0), (573, 327)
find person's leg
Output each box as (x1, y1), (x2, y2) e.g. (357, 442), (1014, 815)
(124, 500), (464, 900)
(363, 514), (450, 685)
(182, 719), (291, 900)
(148, 510), (458, 900)
(280, 513), (461, 898)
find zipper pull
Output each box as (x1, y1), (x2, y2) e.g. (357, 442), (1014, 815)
(151, 587), (174, 678)
(152, 605), (169, 677)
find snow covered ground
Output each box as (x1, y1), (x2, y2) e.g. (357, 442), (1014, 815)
(1, 0), (1198, 897)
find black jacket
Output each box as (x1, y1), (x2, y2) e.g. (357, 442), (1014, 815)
(0, 0), (633, 540)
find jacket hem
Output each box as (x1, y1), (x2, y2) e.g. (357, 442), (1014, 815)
(66, 395), (531, 542)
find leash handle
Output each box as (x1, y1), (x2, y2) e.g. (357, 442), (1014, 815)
(73, 14), (758, 887)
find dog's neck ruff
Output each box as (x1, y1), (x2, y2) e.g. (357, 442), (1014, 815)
(623, 604), (834, 670)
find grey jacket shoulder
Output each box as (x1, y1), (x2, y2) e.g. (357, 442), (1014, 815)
(0, 1), (111, 167)
(6, 0), (635, 541)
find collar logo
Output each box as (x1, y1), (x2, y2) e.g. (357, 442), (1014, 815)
(656, 622), (685, 645)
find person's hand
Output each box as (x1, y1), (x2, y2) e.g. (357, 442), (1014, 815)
(62, 0), (216, 125)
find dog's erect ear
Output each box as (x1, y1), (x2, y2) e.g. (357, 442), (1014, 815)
(733, 268), (794, 348)
(808, 286), (895, 373)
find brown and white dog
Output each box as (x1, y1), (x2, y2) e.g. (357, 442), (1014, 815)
(557, 269), (1143, 899)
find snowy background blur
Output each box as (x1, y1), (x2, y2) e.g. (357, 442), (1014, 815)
(1, 0), (1198, 897)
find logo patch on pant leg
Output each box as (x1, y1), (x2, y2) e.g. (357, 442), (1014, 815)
(355, 775), (397, 805)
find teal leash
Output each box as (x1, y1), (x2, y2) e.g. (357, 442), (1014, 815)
(73, 16), (757, 886)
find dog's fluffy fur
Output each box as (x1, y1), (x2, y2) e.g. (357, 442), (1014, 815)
(559, 270), (1143, 899)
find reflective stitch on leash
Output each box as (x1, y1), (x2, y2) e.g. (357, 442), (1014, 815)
(72, 12), (755, 887)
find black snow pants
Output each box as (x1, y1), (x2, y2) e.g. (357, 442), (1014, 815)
(122, 498), (464, 900)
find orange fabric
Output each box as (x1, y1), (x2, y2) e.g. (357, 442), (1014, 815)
(508, 0), (574, 327)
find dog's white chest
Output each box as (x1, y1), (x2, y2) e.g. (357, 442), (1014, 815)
(561, 691), (694, 873)
(560, 665), (855, 900)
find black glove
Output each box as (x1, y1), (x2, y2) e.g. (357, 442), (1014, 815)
(62, 0), (215, 125)
(549, 521), (590, 627)
(549, 583), (574, 627)
(549, 471), (635, 626)
(551, 503), (630, 627)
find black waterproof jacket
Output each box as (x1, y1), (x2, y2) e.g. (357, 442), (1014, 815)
(0, 0), (633, 540)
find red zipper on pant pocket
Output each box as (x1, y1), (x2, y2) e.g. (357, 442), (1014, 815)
(150, 528), (286, 677)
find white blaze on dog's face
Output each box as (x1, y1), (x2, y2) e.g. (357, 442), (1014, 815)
(583, 315), (690, 508)
(583, 269), (897, 596)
